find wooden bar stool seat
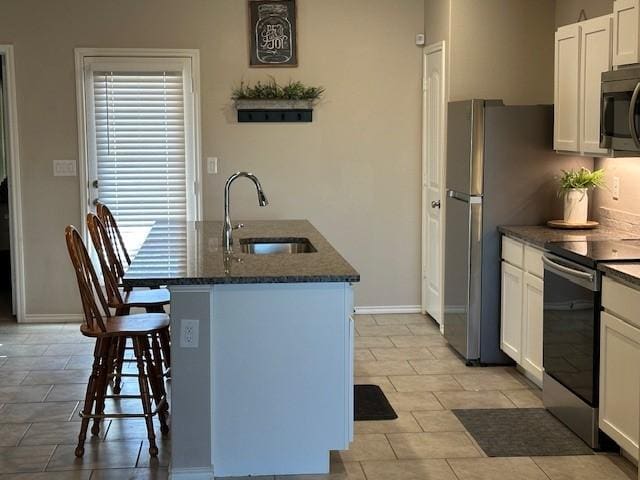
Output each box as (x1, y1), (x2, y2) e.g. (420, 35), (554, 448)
(80, 313), (169, 338)
(120, 288), (170, 309)
(65, 225), (170, 458)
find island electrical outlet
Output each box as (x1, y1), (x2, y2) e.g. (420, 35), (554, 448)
(180, 319), (199, 348)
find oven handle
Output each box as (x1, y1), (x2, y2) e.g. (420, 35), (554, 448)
(629, 82), (640, 149)
(542, 255), (595, 284)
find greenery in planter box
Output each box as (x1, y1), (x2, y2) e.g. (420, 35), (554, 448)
(558, 167), (606, 193)
(232, 78), (325, 102)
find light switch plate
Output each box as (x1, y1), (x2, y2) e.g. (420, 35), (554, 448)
(53, 160), (77, 177)
(207, 157), (218, 174)
(180, 319), (199, 348)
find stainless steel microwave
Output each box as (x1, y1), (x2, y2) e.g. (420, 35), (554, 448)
(601, 66), (640, 155)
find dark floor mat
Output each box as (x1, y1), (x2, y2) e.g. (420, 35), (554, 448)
(354, 384), (398, 421)
(452, 408), (594, 457)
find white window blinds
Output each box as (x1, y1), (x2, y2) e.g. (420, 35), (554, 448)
(87, 62), (195, 276)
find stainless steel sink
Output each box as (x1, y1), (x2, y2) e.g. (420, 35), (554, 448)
(239, 238), (317, 255)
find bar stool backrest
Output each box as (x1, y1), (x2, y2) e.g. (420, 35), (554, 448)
(95, 202), (131, 277)
(65, 225), (110, 333)
(86, 213), (126, 307)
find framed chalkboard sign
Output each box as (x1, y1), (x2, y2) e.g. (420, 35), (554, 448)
(249, 0), (297, 67)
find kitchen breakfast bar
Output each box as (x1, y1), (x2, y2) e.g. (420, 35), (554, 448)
(123, 220), (360, 479)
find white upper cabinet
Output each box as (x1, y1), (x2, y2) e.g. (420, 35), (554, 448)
(555, 24), (581, 152)
(580, 16), (612, 155)
(613, 0), (640, 66)
(554, 16), (613, 156)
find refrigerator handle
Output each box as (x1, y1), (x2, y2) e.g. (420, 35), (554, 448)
(447, 190), (483, 204)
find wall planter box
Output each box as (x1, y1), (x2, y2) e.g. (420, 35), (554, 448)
(235, 99), (314, 123)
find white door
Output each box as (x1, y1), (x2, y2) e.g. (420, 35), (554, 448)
(422, 42), (446, 325)
(79, 52), (201, 274)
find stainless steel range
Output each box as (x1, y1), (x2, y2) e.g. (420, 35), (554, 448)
(543, 239), (640, 448)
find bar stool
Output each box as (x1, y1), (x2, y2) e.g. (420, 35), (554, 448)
(65, 225), (170, 457)
(87, 212), (171, 393)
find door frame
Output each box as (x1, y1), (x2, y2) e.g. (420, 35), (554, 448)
(421, 41), (447, 328)
(74, 48), (203, 240)
(0, 45), (26, 322)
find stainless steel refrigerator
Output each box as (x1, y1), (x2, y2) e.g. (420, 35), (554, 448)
(443, 100), (589, 364)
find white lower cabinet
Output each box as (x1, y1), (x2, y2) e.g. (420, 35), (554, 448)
(522, 273), (544, 381)
(600, 312), (640, 458)
(500, 236), (544, 384)
(501, 262), (523, 361)
(600, 277), (640, 460)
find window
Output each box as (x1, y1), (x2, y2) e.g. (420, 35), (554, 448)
(79, 53), (200, 276)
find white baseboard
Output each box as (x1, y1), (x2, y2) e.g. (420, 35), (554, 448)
(169, 466), (214, 480)
(354, 305), (422, 315)
(22, 314), (84, 324)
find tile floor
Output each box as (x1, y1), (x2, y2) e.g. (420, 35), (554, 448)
(0, 314), (636, 479)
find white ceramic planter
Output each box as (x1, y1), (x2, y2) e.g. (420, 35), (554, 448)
(563, 188), (589, 224)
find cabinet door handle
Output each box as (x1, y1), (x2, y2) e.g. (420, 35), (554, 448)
(431, 200), (441, 209)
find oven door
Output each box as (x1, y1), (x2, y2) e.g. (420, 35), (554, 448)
(601, 78), (640, 153)
(542, 254), (600, 407)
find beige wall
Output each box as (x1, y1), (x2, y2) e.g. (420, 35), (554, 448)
(449, 0), (555, 105)
(424, 0), (451, 45)
(593, 157), (640, 217)
(1, 0), (425, 316)
(425, 0), (555, 105)
(555, 0), (613, 27)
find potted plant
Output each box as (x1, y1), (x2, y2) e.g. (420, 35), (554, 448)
(232, 78), (325, 110)
(558, 167), (605, 224)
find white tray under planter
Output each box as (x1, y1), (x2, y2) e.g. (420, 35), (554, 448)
(234, 99), (315, 123)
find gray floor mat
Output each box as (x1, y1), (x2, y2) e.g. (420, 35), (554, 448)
(452, 408), (594, 457)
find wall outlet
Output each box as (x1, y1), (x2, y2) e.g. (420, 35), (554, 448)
(53, 160), (77, 177)
(180, 319), (199, 348)
(207, 157), (218, 174)
(612, 176), (620, 200)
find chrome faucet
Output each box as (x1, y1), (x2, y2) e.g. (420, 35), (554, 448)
(223, 172), (268, 251)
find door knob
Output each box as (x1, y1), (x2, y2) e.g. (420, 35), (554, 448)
(431, 200), (441, 209)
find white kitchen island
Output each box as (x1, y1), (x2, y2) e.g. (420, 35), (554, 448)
(124, 220), (359, 479)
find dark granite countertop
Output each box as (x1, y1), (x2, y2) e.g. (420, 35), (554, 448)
(497, 225), (636, 249)
(598, 263), (640, 290)
(123, 220), (360, 287)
